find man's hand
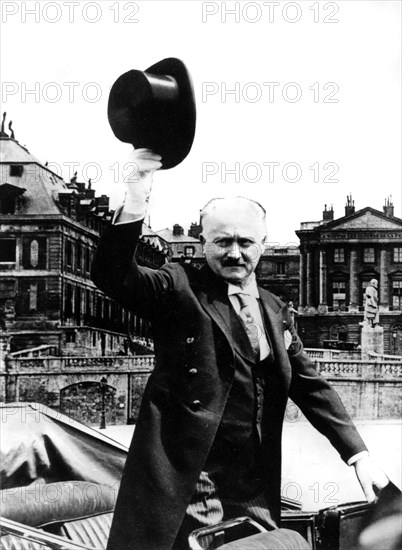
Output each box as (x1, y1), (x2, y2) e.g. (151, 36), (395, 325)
(354, 455), (389, 502)
(116, 148), (162, 224)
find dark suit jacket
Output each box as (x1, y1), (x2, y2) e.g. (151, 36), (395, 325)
(91, 221), (367, 550)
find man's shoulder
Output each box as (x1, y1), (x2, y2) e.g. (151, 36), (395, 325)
(159, 261), (202, 285)
(258, 286), (286, 312)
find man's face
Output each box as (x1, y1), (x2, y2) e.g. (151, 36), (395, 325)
(200, 203), (266, 287)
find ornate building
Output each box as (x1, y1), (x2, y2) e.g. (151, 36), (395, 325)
(296, 197), (402, 354)
(0, 116), (168, 356)
(256, 244), (300, 305)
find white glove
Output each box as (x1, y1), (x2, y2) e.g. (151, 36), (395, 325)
(116, 148), (162, 223)
(353, 455), (389, 503)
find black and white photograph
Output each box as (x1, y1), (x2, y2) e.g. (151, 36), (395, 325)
(1, 1), (401, 549)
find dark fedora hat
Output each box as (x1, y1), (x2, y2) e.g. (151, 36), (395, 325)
(107, 57), (196, 170)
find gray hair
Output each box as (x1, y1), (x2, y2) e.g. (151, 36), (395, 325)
(200, 196), (266, 232)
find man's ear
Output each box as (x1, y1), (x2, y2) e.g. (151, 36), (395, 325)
(260, 234), (267, 253)
(199, 234), (206, 254)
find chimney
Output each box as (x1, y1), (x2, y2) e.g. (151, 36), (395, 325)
(95, 194), (110, 212)
(188, 222), (202, 239)
(173, 224), (184, 237)
(345, 194), (355, 217)
(383, 196), (394, 218)
(322, 204), (334, 222)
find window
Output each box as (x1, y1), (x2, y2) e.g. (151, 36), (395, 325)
(330, 324), (348, 342)
(76, 244), (82, 272)
(393, 247), (402, 263)
(65, 240), (72, 267)
(276, 262), (286, 275)
(332, 281), (346, 309)
(392, 280), (402, 310)
(22, 238), (47, 269)
(17, 279), (46, 313)
(30, 240), (39, 267)
(363, 247), (375, 263)
(85, 290), (92, 318)
(64, 283), (73, 317)
(334, 248), (345, 263)
(0, 239), (16, 263)
(66, 330), (76, 343)
(9, 165), (24, 177)
(29, 283), (38, 311)
(0, 196), (16, 214)
(83, 247), (91, 273)
(184, 246), (195, 258)
(75, 286), (82, 322)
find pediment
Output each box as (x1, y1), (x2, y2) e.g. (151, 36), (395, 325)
(329, 210), (402, 231)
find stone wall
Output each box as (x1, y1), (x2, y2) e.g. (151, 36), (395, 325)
(1, 355), (154, 425)
(1, 354), (401, 425)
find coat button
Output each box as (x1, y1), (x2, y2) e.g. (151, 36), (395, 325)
(190, 400), (201, 411)
(188, 368), (198, 375)
(186, 337), (195, 344)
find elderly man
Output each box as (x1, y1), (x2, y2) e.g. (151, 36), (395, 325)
(92, 149), (388, 550)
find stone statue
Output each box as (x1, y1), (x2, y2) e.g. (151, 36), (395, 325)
(364, 279), (379, 327)
(288, 301), (297, 323)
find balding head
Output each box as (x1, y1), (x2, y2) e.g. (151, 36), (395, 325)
(199, 196), (267, 288)
(200, 196), (266, 237)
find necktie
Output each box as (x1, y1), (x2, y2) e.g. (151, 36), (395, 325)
(236, 294), (261, 359)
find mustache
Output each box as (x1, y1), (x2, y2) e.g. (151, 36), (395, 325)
(222, 259), (246, 267)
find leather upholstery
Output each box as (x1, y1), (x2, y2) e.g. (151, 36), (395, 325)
(1, 482), (116, 528)
(217, 528), (311, 549)
(0, 535), (48, 550)
(60, 513), (113, 548)
(1, 481), (115, 550)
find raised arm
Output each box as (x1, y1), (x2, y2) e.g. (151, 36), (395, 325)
(91, 149), (176, 318)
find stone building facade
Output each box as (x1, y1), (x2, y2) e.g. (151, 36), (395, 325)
(0, 120), (168, 356)
(296, 198), (402, 354)
(256, 244), (300, 305)
(155, 222), (204, 268)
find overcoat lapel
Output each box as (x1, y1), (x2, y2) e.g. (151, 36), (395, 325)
(258, 286), (292, 388)
(192, 266), (256, 363)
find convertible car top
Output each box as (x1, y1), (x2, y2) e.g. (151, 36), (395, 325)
(1, 402), (127, 490)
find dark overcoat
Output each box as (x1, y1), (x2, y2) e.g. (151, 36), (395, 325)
(91, 221), (366, 550)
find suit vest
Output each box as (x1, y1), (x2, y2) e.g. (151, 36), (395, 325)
(204, 300), (274, 498)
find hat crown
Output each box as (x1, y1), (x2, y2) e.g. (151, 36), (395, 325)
(108, 58), (196, 170)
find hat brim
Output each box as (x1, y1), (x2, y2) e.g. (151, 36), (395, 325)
(108, 58), (196, 170)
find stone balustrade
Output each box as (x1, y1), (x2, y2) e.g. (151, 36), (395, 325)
(316, 360), (402, 379)
(3, 355), (155, 374)
(1, 354), (401, 423)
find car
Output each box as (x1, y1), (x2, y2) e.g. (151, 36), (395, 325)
(1, 403), (400, 550)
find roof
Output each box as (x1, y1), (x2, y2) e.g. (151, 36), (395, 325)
(0, 136), (42, 164)
(298, 207), (402, 235)
(319, 207), (402, 231)
(155, 228), (200, 243)
(0, 136), (70, 216)
(0, 183), (26, 196)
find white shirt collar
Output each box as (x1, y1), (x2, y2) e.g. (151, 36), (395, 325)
(227, 273), (259, 298)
